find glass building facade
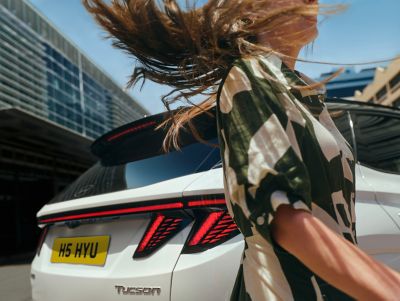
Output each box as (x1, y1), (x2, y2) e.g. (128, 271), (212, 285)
(0, 0), (148, 139)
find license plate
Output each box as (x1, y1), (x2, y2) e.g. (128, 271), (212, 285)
(51, 236), (110, 266)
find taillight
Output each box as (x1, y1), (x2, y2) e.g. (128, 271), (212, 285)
(133, 213), (191, 258)
(38, 201), (184, 224)
(187, 199), (226, 207)
(182, 210), (240, 254)
(37, 194), (241, 258)
(106, 121), (157, 142)
(36, 226), (48, 256)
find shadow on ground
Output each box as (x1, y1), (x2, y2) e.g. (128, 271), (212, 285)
(0, 254), (34, 301)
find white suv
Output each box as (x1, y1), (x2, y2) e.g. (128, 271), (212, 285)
(31, 99), (400, 301)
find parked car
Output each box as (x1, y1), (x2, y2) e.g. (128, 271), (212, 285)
(31, 98), (400, 301)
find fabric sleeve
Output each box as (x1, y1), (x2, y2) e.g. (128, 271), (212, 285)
(217, 58), (312, 242)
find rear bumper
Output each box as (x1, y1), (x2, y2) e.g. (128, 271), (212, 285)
(31, 215), (244, 301)
(31, 216), (178, 301)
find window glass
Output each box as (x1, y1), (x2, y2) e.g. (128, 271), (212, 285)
(354, 113), (400, 173)
(125, 139), (220, 188)
(389, 72), (400, 91)
(328, 108), (355, 150)
(376, 86), (387, 101)
(393, 97), (400, 108)
(49, 138), (220, 203)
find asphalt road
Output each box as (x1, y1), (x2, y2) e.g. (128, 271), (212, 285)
(0, 264), (32, 301)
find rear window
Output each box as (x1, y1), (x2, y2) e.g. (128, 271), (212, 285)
(49, 138), (220, 204)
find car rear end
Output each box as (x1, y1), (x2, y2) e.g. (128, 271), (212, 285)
(31, 109), (244, 301)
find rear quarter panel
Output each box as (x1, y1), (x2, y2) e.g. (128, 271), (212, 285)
(356, 164), (400, 271)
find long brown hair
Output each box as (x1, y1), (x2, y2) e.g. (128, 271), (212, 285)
(83, 0), (340, 151)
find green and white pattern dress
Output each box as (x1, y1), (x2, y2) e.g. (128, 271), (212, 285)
(216, 54), (356, 301)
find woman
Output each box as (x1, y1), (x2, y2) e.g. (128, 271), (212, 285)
(83, 0), (400, 300)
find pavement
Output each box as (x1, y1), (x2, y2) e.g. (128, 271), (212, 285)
(0, 263), (32, 301)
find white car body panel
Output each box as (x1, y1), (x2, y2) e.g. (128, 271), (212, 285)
(182, 168), (224, 197)
(356, 164), (400, 271)
(171, 235), (244, 301)
(32, 215), (194, 301)
(31, 148), (400, 299)
(358, 164), (400, 229)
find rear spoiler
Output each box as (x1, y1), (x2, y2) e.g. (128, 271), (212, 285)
(91, 98), (379, 165)
(91, 107), (217, 166)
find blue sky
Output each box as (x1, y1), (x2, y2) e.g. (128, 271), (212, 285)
(28, 0), (400, 114)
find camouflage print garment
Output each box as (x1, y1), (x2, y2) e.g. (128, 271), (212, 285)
(216, 54), (356, 301)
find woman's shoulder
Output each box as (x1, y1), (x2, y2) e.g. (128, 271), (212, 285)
(228, 54), (292, 91)
(230, 55), (327, 104)
(217, 54), (292, 115)
(220, 54), (286, 89)
(218, 53), (296, 105)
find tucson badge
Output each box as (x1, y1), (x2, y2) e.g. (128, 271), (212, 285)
(114, 285), (161, 296)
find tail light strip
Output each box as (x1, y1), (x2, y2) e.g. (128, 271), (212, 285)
(37, 195), (241, 258)
(38, 196), (226, 225)
(106, 121), (157, 142)
(187, 199), (226, 207)
(38, 202), (184, 224)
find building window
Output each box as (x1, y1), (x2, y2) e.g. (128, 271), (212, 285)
(375, 86), (387, 101)
(393, 97), (400, 108)
(389, 71), (400, 93)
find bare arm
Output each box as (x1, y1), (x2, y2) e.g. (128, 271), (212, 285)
(272, 205), (400, 301)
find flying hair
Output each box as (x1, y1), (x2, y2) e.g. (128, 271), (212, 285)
(83, 0), (392, 151)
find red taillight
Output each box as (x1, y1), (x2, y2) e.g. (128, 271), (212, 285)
(136, 215), (165, 253)
(38, 202), (184, 224)
(187, 211), (225, 246)
(106, 121), (157, 142)
(38, 196), (227, 226)
(182, 210), (239, 254)
(188, 199), (226, 207)
(37, 195), (241, 258)
(36, 227), (48, 256)
(133, 213), (190, 258)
